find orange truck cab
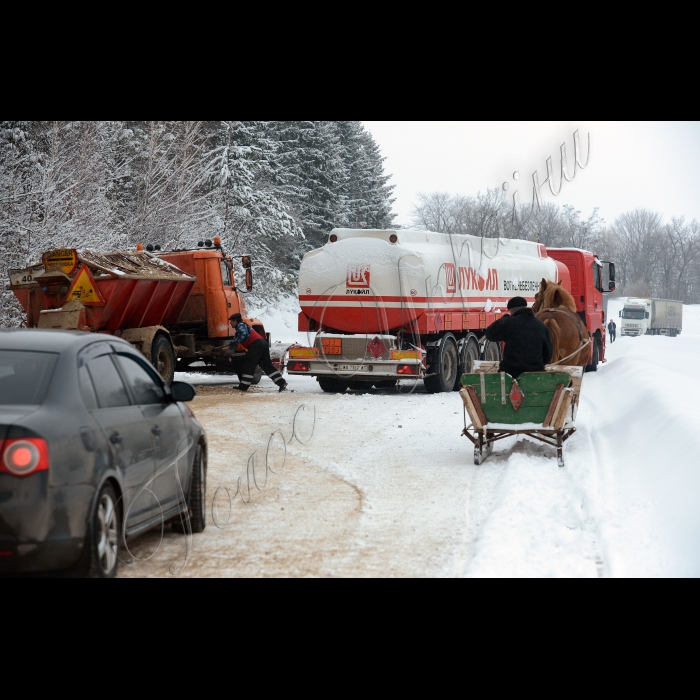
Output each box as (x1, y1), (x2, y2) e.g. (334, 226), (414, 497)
(155, 239), (268, 376)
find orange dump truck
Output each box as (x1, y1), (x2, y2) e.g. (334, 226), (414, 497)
(8, 240), (270, 384)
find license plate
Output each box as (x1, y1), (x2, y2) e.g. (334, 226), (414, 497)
(9, 265), (45, 286)
(338, 364), (366, 371)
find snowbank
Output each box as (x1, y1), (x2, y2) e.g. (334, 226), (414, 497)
(587, 299), (700, 576)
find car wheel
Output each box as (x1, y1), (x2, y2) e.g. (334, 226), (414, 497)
(152, 335), (176, 385)
(173, 445), (206, 534)
(89, 483), (120, 579)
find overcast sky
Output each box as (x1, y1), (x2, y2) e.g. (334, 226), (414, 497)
(362, 121), (700, 229)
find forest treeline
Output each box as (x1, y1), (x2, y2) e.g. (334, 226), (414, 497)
(3, 122), (698, 329)
(411, 190), (700, 303)
(0, 120), (394, 325)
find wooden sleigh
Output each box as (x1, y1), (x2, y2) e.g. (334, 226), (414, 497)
(459, 361), (583, 468)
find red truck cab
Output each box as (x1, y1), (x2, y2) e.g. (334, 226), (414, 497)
(547, 248), (615, 369)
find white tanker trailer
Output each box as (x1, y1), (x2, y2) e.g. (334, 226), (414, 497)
(289, 229), (614, 393)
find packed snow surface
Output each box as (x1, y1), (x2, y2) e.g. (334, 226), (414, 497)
(133, 296), (700, 578)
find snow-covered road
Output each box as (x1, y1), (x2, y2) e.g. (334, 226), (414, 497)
(119, 300), (700, 578)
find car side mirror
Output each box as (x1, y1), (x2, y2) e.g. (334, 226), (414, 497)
(171, 381), (197, 402)
(245, 268), (253, 292)
(609, 281), (616, 291)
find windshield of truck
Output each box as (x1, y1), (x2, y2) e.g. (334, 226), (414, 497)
(0, 351), (58, 405)
(220, 260), (232, 287)
(622, 309), (646, 320)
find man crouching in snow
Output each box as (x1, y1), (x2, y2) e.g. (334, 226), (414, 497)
(227, 313), (288, 392)
(484, 297), (553, 378)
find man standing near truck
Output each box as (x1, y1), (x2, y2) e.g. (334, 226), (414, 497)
(227, 314), (288, 392)
(608, 319), (616, 343)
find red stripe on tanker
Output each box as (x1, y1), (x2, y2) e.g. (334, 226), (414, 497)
(298, 229), (562, 334)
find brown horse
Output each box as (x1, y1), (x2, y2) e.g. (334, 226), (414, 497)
(532, 279), (591, 368)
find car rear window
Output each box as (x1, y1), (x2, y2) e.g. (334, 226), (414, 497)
(0, 350), (58, 406)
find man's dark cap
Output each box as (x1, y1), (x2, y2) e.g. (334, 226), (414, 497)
(507, 297), (528, 310)
(229, 313), (242, 323)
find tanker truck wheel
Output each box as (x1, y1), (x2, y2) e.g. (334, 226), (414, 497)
(483, 340), (501, 363)
(374, 380), (397, 389)
(455, 335), (480, 391)
(425, 334), (458, 394)
(152, 335), (176, 385)
(318, 376), (349, 393)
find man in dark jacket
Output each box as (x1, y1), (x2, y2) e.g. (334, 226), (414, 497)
(608, 319), (616, 343)
(484, 297), (553, 378)
(227, 313), (288, 392)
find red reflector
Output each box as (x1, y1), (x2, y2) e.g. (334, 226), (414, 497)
(397, 364), (419, 375)
(0, 551), (13, 557)
(288, 361), (311, 372)
(0, 438), (49, 477)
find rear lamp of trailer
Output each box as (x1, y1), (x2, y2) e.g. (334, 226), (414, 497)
(389, 234), (398, 243)
(288, 361), (311, 372)
(329, 234), (338, 243)
(397, 364), (420, 375)
(0, 438), (50, 477)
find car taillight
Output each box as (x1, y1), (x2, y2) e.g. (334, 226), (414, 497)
(397, 364), (420, 375)
(0, 438), (49, 477)
(288, 361), (311, 371)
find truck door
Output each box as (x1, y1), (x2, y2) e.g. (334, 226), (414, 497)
(220, 258), (237, 336)
(112, 352), (188, 518)
(80, 343), (157, 530)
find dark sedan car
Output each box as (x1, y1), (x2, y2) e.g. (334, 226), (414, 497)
(0, 329), (207, 578)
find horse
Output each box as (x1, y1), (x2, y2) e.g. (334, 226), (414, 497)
(532, 279), (591, 368)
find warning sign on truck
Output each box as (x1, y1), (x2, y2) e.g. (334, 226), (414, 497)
(67, 265), (104, 306)
(43, 248), (78, 275)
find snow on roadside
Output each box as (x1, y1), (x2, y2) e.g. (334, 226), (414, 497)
(583, 299), (700, 576)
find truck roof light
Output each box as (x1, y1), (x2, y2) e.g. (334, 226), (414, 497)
(329, 234), (338, 243)
(146, 244), (154, 252)
(198, 241), (204, 248)
(136, 244), (144, 251)
(214, 237), (221, 247)
(205, 239), (213, 248)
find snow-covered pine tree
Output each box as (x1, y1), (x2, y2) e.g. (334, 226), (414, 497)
(334, 121), (395, 230)
(198, 121), (303, 301)
(265, 121), (349, 251)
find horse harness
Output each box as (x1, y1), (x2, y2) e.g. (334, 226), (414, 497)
(536, 307), (591, 365)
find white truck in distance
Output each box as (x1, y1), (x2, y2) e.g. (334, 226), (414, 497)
(619, 298), (683, 337)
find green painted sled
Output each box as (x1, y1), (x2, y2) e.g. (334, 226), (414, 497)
(459, 371), (572, 425)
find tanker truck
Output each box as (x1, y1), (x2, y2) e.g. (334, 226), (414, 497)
(7, 238), (271, 384)
(288, 229), (616, 393)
